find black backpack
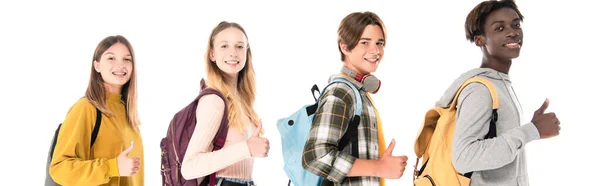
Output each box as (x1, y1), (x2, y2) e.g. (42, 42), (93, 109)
(45, 108), (102, 186)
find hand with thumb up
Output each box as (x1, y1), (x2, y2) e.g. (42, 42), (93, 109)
(246, 120), (270, 157)
(376, 139), (408, 179)
(117, 141), (140, 176)
(531, 98), (561, 139)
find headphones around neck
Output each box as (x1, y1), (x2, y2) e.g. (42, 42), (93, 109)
(341, 66), (381, 94)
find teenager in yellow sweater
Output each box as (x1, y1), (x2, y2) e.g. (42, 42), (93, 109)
(180, 21), (269, 186)
(49, 35), (144, 186)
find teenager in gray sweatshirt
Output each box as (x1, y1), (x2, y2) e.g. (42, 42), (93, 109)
(436, 1), (562, 185)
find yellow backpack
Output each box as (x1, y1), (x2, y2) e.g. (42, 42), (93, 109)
(413, 77), (499, 186)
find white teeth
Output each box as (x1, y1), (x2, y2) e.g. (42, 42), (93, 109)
(365, 58), (378, 62)
(226, 61), (239, 64)
(112, 72), (126, 76)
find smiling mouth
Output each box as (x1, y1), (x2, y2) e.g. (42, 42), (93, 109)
(225, 60), (239, 65)
(364, 57), (379, 63)
(112, 72), (127, 76)
(503, 41), (522, 49)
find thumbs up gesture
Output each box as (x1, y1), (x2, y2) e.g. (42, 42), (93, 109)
(117, 141), (140, 176)
(531, 98), (561, 139)
(376, 139), (408, 179)
(246, 120), (270, 157)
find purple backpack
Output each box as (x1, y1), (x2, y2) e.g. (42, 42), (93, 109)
(160, 79), (229, 186)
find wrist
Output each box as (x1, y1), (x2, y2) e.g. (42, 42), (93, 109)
(373, 159), (383, 177)
(245, 140), (253, 157)
(107, 158), (120, 177)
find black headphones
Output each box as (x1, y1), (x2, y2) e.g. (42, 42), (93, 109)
(341, 66), (381, 94)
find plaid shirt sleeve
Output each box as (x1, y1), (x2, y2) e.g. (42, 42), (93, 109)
(302, 85), (356, 183)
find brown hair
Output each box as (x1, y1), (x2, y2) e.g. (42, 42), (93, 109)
(337, 11), (387, 61)
(85, 35), (140, 128)
(465, 0), (524, 42)
(205, 21), (260, 131)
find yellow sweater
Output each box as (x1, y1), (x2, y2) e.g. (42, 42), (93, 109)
(49, 92), (144, 186)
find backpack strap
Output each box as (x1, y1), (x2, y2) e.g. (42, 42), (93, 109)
(50, 107), (103, 161)
(197, 79), (230, 186)
(90, 108), (102, 148)
(319, 78), (363, 157)
(449, 76), (499, 111)
(450, 76), (499, 178)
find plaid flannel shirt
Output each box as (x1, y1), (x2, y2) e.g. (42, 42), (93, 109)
(302, 74), (381, 186)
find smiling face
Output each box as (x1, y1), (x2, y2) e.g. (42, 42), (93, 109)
(93, 42), (133, 93)
(209, 27), (248, 80)
(341, 24), (385, 74)
(478, 7), (524, 60)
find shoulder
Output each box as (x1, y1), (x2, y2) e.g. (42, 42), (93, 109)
(457, 82), (493, 107)
(320, 82), (356, 107)
(196, 93), (226, 114)
(68, 97), (97, 113)
(61, 97), (98, 129)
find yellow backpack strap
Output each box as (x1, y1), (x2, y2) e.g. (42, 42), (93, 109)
(449, 76), (499, 110)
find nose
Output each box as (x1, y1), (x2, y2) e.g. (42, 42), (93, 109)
(368, 44), (380, 55)
(506, 28), (520, 38)
(228, 48), (238, 57)
(114, 58), (127, 68)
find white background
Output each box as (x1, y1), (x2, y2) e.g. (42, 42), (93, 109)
(1, 0), (598, 185)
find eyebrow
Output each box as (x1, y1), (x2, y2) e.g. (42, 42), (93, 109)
(490, 18), (521, 25)
(103, 52), (131, 56)
(359, 38), (385, 41)
(218, 40), (246, 44)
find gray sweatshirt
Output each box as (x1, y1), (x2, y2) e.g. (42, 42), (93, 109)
(436, 68), (541, 186)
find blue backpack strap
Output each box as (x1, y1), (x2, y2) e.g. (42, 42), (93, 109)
(319, 78), (362, 157)
(318, 78), (363, 116)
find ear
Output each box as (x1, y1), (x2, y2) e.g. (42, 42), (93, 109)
(474, 35), (486, 47)
(93, 60), (100, 72)
(339, 42), (350, 55)
(209, 50), (215, 62)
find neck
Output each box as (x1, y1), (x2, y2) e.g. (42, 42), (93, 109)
(104, 83), (122, 94)
(481, 55), (512, 74)
(225, 74), (238, 93)
(343, 62), (367, 75)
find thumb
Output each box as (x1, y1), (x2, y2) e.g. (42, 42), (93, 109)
(253, 121), (263, 137)
(121, 141), (134, 157)
(535, 98), (550, 115)
(384, 139), (396, 155)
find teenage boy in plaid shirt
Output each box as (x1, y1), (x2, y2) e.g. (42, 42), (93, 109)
(302, 11), (409, 186)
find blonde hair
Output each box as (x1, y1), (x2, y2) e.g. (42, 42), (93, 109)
(205, 21), (260, 132)
(85, 35), (141, 128)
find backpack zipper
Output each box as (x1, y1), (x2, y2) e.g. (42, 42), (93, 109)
(170, 123), (182, 183)
(424, 175), (436, 186)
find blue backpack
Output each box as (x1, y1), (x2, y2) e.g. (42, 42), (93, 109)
(277, 78), (362, 186)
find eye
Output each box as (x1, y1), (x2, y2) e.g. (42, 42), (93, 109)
(237, 45), (244, 49)
(220, 45), (227, 48)
(514, 23), (521, 28)
(360, 41), (369, 45)
(376, 41), (385, 46)
(124, 58), (132, 62)
(107, 57), (114, 60)
(495, 26), (504, 31)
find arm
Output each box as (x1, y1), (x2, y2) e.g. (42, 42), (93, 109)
(302, 86), (380, 183)
(452, 83), (540, 173)
(49, 99), (119, 186)
(181, 94), (251, 180)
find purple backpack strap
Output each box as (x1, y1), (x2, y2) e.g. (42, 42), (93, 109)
(197, 79), (229, 186)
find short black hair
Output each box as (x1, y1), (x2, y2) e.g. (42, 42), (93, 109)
(465, 0), (524, 42)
